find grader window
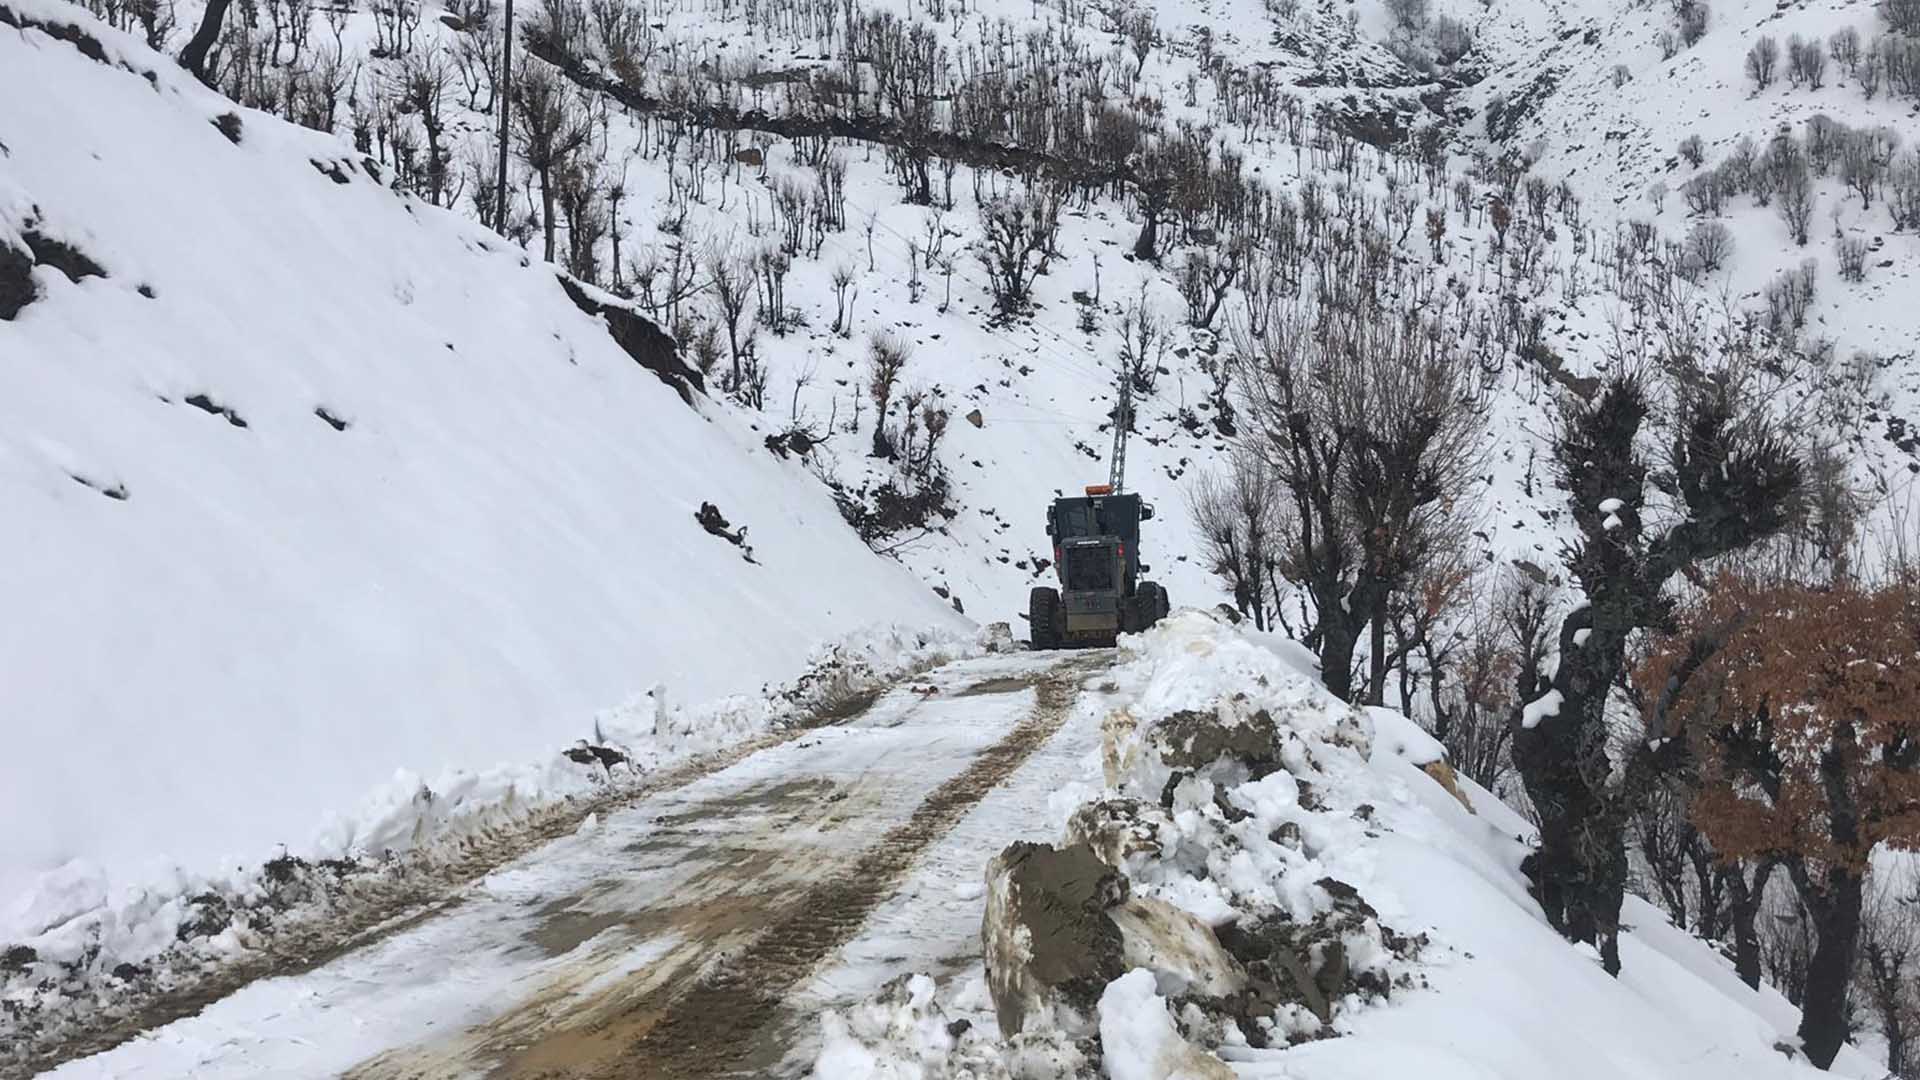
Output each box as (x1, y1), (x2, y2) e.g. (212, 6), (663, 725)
(1064, 548), (1114, 591)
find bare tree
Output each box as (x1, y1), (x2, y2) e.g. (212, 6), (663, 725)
(1746, 35), (1781, 90)
(1858, 875), (1920, 1077)
(1189, 454), (1283, 630)
(706, 249), (755, 393)
(511, 59), (592, 263)
(1779, 162), (1816, 245)
(1118, 294), (1169, 395)
(1233, 300), (1487, 704)
(398, 46), (457, 205)
(1510, 356), (1804, 977)
(976, 186), (1062, 316)
(867, 332), (911, 459)
(1384, 0), (1429, 37)
(1683, 220), (1734, 275)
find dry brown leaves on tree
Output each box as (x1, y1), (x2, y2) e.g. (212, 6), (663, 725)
(1647, 575), (1920, 872)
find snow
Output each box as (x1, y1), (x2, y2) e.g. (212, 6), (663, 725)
(1099, 969), (1230, 1080)
(0, 0), (963, 943)
(814, 975), (968, 1080)
(35, 652), (1051, 1077)
(1521, 688), (1565, 729)
(1365, 705), (1446, 767)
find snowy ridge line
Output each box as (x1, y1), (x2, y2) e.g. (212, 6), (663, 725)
(0, 622), (998, 1078)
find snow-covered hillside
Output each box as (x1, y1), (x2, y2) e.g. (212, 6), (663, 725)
(816, 612), (1887, 1079)
(0, 0), (963, 940)
(8, 0), (1920, 1065)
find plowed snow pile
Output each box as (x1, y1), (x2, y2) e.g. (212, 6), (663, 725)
(814, 611), (1881, 1079)
(0, 0), (959, 979)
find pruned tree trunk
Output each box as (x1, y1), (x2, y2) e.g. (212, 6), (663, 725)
(537, 166), (557, 263)
(1795, 866), (1863, 1069)
(1366, 606), (1388, 705)
(1792, 724), (1866, 1070)
(1318, 614), (1360, 703)
(180, 0), (234, 83)
(1724, 858), (1776, 991)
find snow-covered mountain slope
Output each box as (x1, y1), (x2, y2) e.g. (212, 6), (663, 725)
(0, 0), (963, 934)
(816, 612), (1886, 1079)
(490, 0), (1919, 617)
(1469, 0), (1920, 433)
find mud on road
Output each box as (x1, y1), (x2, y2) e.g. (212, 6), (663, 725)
(344, 652), (1104, 1080)
(12, 660), (922, 1080)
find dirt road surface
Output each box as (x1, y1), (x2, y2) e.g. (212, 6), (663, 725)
(45, 649), (1111, 1080)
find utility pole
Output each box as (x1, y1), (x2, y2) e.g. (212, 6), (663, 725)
(494, 0), (514, 233)
(1107, 364), (1131, 494)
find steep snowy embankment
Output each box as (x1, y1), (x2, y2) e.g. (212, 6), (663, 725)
(817, 611), (1883, 1078)
(0, 0), (961, 937)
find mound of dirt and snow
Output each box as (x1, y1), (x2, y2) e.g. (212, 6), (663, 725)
(0, 0), (965, 978)
(812, 611), (1883, 1079)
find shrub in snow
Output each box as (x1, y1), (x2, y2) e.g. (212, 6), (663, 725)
(975, 187), (1062, 317)
(1764, 258), (1821, 335)
(1788, 34), (1830, 89)
(1836, 233), (1870, 280)
(1678, 133), (1706, 168)
(1678, 0), (1710, 45)
(1831, 25), (1863, 73)
(1746, 35), (1780, 90)
(1683, 219), (1734, 276)
(1806, 114), (1848, 175)
(1385, 0), (1429, 37)
(1778, 161), (1817, 245)
(1891, 150), (1920, 229)
(1724, 135), (1758, 191)
(1840, 128), (1896, 208)
(1888, 0), (1920, 36)
(1681, 173), (1722, 216)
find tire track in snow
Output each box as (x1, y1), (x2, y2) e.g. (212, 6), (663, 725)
(11, 690), (894, 1080)
(382, 652), (1102, 1080)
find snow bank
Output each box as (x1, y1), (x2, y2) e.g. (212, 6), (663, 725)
(1, 619), (988, 1064)
(815, 611), (1882, 1078)
(1, 0), (969, 948)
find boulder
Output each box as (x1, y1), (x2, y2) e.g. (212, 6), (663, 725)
(1063, 798), (1168, 868)
(1152, 707), (1281, 777)
(1108, 895), (1246, 1000)
(982, 842), (1130, 1037)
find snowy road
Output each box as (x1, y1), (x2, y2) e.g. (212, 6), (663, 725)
(45, 648), (1112, 1079)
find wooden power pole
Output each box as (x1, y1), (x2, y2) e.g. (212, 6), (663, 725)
(495, 0), (514, 232)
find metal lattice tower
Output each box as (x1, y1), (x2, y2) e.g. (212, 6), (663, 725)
(1108, 366), (1131, 493)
